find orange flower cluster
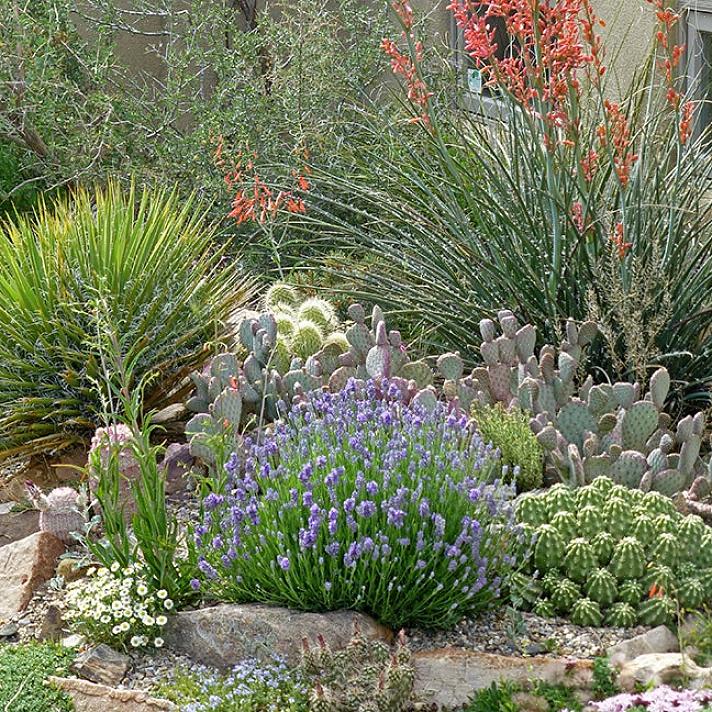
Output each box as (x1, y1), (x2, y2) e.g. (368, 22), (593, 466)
(381, 1), (433, 126)
(598, 100), (637, 189)
(679, 101), (694, 145)
(448, 0), (606, 127)
(649, 582), (665, 599)
(213, 136), (308, 225)
(611, 222), (632, 260)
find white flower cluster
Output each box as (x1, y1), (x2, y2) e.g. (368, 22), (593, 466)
(64, 561), (173, 650)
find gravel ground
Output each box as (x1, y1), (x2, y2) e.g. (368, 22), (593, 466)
(407, 608), (649, 659)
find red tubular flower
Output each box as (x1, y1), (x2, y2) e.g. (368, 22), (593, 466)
(611, 222), (632, 259)
(679, 101), (694, 145)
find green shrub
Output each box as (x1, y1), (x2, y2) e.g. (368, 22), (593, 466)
(194, 385), (519, 629)
(0, 182), (254, 459)
(472, 404), (543, 492)
(0, 643), (75, 712)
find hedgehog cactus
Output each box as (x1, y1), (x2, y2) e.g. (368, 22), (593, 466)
(514, 477), (711, 627)
(301, 623), (414, 712)
(26, 482), (86, 544)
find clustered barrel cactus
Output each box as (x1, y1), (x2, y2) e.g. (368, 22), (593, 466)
(302, 624), (415, 712)
(515, 477), (712, 627)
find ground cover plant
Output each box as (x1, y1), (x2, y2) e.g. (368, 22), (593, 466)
(193, 379), (521, 628)
(0, 642), (75, 712)
(295, 0), (712, 407)
(515, 477), (712, 626)
(0, 182), (254, 459)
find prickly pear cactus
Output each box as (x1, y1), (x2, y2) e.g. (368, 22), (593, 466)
(468, 311), (706, 495)
(513, 477), (712, 627)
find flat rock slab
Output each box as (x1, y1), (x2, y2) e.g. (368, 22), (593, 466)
(50, 677), (176, 712)
(413, 648), (593, 709)
(0, 531), (65, 620)
(164, 603), (393, 667)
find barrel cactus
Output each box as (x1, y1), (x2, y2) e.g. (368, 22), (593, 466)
(513, 477), (711, 627)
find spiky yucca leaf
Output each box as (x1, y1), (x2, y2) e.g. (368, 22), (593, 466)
(0, 182), (255, 458)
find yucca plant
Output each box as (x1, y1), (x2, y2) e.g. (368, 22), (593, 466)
(292, 0), (712, 407)
(0, 181), (255, 459)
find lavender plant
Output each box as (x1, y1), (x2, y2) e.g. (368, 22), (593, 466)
(194, 379), (520, 629)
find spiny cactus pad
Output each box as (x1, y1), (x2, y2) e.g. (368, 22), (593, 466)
(514, 477), (712, 627)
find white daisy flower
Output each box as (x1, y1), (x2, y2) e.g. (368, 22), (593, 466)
(154, 637), (164, 648)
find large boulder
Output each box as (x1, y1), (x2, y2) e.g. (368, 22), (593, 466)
(49, 677), (176, 712)
(164, 603), (393, 667)
(617, 652), (712, 691)
(0, 531), (65, 619)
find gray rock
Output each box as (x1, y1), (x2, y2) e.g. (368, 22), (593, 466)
(617, 652), (710, 691)
(0, 622), (18, 637)
(0, 509), (39, 547)
(0, 532), (65, 619)
(71, 644), (130, 686)
(49, 677), (176, 711)
(607, 625), (679, 664)
(412, 648), (593, 709)
(164, 603), (393, 667)
(159, 443), (194, 494)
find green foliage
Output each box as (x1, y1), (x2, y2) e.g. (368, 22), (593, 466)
(0, 182), (254, 459)
(472, 404), (544, 491)
(515, 478), (710, 626)
(156, 658), (309, 711)
(592, 657), (620, 700)
(80, 305), (196, 605)
(463, 680), (582, 712)
(0, 0), (389, 272)
(0, 643), (75, 712)
(464, 682), (520, 712)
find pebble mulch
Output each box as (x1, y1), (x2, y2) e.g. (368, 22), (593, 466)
(406, 608), (649, 659)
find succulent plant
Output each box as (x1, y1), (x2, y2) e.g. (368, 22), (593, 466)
(301, 623), (415, 712)
(25, 482), (87, 544)
(514, 477), (711, 627)
(323, 304), (433, 403)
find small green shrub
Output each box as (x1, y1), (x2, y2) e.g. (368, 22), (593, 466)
(464, 680), (582, 712)
(0, 182), (254, 459)
(464, 682), (520, 712)
(472, 404), (544, 491)
(592, 657), (619, 700)
(0, 643), (75, 712)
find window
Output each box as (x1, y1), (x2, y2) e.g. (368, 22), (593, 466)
(449, 8), (520, 119)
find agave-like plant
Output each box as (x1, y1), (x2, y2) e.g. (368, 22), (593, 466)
(292, 0), (712, 407)
(0, 181), (255, 459)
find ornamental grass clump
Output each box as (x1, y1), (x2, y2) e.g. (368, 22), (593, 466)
(194, 379), (520, 629)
